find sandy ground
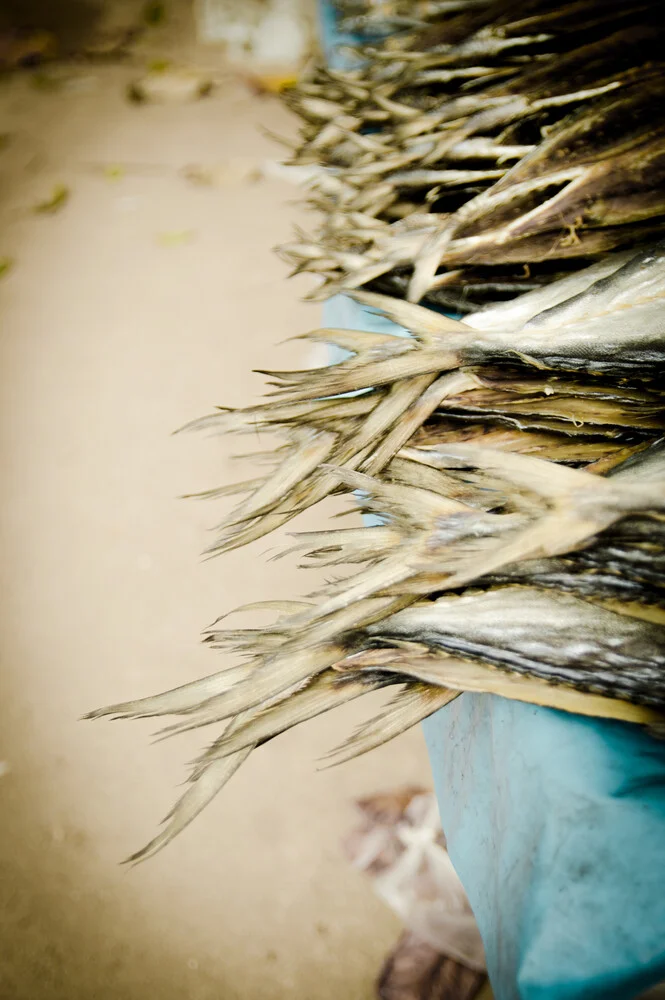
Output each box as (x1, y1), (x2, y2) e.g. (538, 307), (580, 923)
(0, 9), (433, 999)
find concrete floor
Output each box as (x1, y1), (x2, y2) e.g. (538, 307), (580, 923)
(0, 11), (432, 999)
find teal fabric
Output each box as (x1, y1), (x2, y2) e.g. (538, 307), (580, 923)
(322, 293), (665, 1000)
(424, 697), (665, 1000)
(316, 0), (361, 67)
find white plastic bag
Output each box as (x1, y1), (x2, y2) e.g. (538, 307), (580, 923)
(195, 0), (311, 73)
(345, 789), (486, 972)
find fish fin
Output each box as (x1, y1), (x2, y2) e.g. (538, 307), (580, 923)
(349, 289), (467, 343)
(191, 672), (380, 769)
(83, 664), (255, 722)
(124, 750), (252, 865)
(320, 684), (458, 768)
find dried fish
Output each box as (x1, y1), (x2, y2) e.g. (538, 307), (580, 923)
(276, 0), (665, 309)
(90, 244), (665, 859)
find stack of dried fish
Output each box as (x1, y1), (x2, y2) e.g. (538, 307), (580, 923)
(329, 0), (445, 37)
(277, 0), (665, 312)
(89, 242), (665, 860)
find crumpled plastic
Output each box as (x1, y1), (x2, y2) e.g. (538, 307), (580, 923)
(344, 788), (486, 971)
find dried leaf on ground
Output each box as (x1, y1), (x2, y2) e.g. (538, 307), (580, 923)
(33, 184), (70, 215)
(129, 68), (214, 104)
(144, 2), (168, 26)
(181, 162), (262, 187)
(157, 229), (196, 246)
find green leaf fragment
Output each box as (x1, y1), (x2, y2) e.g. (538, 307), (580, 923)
(33, 184), (70, 215)
(104, 164), (125, 182)
(157, 230), (195, 246)
(144, 2), (167, 25)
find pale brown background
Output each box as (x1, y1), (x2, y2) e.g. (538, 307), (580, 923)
(0, 2), (431, 996)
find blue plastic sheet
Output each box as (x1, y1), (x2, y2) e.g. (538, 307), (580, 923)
(316, 0), (359, 64)
(322, 294), (665, 1000)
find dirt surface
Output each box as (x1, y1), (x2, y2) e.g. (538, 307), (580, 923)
(0, 6), (432, 997)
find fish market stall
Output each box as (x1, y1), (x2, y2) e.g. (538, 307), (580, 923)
(89, 2), (665, 997)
